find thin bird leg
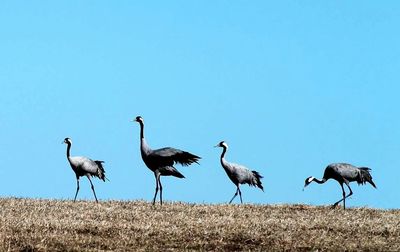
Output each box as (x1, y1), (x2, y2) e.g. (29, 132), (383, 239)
(343, 183), (353, 210)
(332, 183), (346, 209)
(158, 176), (163, 206)
(152, 173), (160, 205)
(87, 175), (99, 203)
(74, 178), (80, 202)
(238, 187), (243, 204)
(342, 183), (346, 210)
(229, 187), (239, 204)
(333, 182), (353, 209)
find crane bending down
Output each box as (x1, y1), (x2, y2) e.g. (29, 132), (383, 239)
(63, 138), (107, 203)
(133, 116), (201, 205)
(215, 141), (264, 204)
(304, 163), (376, 209)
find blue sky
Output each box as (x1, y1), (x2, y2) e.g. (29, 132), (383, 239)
(0, 2), (399, 209)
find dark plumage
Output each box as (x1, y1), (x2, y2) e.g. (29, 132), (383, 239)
(94, 161), (107, 181)
(304, 163), (376, 209)
(63, 138), (107, 203)
(215, 141), (264, 204)
(133, 116), (201, 205)
(148, 147), (200, 168)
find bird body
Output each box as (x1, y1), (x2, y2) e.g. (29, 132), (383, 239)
(63, 138), (107, 202)
(134, 116), (201, 204)
(140, 138), (197, 177)
(141, 145), (186, 178)
(322, 163), (376, 187)
(304, 163), (376, 209)
(68, 156), (106, 180)
(221, 159), (263, 189)
(216, 141), (263, 203)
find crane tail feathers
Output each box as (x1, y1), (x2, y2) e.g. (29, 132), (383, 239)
(358, 167), (376, 189)
(174, 172), (185, 179)
(251, 170), (264, 191)
(94, 160), (107, 182)
(160, 166), (185, 178)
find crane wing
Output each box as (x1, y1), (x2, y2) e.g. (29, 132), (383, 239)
(229, 163), (263, 190)
(230, 163), (253, 181)
(70, 156), (101, 175)
(329, 163), (359, 180)
(327, 163), (376, 188)
(150, 147), (200, 166)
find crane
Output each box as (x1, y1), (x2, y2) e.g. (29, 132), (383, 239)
(215, 141), (264, 204)
(63, 137), (107, 203)
(304, 163), (376, 209)
(133, 116), (201, 205)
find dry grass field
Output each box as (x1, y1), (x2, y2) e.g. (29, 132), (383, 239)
(0, 198), (399, 251)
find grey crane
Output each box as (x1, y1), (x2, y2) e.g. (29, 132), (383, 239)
(133, 116), (201, 205)
(63, 137), (107, 203)
(215, 141), (264, 204)
(303, 163), (376, 209)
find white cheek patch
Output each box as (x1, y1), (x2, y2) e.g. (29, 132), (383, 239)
(307, 177), (315, 183)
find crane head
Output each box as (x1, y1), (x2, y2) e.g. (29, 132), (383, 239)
(303, 176), (314, 190)
(133, 116), (144, 123)
(214, 141), (228, 148)
(63, 138), (72, 145)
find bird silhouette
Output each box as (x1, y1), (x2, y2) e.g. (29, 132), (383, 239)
(215, 141), (264, 204)
(133, 116), (201, 205)
(304, 163), (376, 209)
(63, 137), (107, 203)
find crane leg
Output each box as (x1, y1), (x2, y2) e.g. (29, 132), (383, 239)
(344, 183), (353, 210)
(332, 182), (353, 210)
(152, 173), (160, 205)
(87, 175), (98, 203)
(342, 183), (346, 210)
(238, 187), (243, 204)
(229, 187), (239, 204)
(159, 176), (163, 206)
(74, 178), (80, 202)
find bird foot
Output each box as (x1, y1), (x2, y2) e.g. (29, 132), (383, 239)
(331, 203), (340, 209)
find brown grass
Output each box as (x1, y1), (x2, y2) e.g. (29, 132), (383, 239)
(0, 198), (399, 251)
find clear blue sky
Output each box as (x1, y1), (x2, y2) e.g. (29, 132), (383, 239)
(0, 2), (398, 209)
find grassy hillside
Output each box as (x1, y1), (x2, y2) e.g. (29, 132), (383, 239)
(0, 198), (398, 251)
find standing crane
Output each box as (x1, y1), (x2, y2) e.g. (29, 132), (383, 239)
(303, 163), (376, 209)
(215, 141), (264, 204)
(63, 138), (107, 203)
(133, 116), (201, 205)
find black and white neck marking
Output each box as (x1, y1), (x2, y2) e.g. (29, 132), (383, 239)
(63, 138), (72, 158)
(134, 116), (145, 139)
(217, 141), (229, 158)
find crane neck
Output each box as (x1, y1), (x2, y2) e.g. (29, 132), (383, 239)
(220, 146), (227, 159)
(312, 177), (327, 184)
(139, 121), (145, 139)
(66, 142), (72, 158)
(138, 121), (151, 155)
(219, 147), (234, 173)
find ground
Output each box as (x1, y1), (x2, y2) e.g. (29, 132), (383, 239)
(0, 198), (398, 251)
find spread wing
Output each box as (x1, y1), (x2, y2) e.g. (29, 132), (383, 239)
(149, 147), (200, 167)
